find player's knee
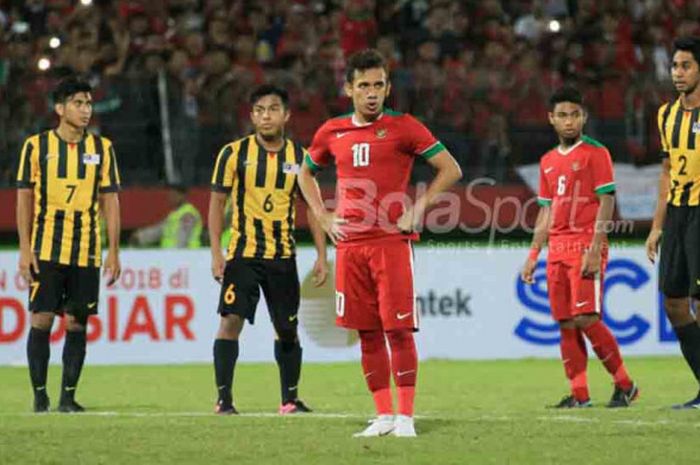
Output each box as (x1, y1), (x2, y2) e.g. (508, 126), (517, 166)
(573, 314), (599, 329)
(664, 297), (692, 325)
(218, 314), (243, 339)
(65, 313), (88, 331)
(275, 325), (298, 347)
(386, 329), (415, 351)
(558, 319), (576, 329)
(30, 312), (54, 331)
(359, 330), (385, 353)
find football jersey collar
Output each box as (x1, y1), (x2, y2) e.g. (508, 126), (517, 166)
(351, 111), (384, 127)
(557, 138), (583, 156)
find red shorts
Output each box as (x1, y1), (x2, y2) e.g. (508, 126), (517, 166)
(335, 239), (417, 331)
(546, 254), (607, 321)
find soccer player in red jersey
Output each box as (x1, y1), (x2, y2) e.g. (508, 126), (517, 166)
(521, 86), (638, 408)
(298, 49), (462, 437)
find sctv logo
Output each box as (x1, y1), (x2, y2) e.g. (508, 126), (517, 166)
(514, 258), (676, 345)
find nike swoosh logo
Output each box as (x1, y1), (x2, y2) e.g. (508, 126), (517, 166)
(288, 315), (298, 322)
(336, 132), (349, 138)
(396, 312), (412, 320)
(364, 371), (374, 379)
(575, 301), (588, 308)
(64, 387), (76, 392)
(87, 302), (97, 309)
(544, 167), (554, 173)
(46, 154), (58, 160)
(288, 386), (298, 391)
(396, 370), (415, 377)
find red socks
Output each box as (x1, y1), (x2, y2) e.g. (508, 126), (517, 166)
(359, 329), (418, 416)
(559, 328), (589, 401)
(359, 330), (392, 415)
(387, 330), (418, 416)
(582, 320), (633, 391)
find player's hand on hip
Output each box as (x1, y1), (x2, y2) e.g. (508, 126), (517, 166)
(211, 250), (225, 284)
(645, 229), (662, 263)
(103, 252), (121, 286)
(312, 257), (329, 287)
(521, 258), (536, 284)
(581, 248), (601, 277)
(18, 248), (39, 285)
(396, 208), (415, 233)
(320, 211), (347, 245)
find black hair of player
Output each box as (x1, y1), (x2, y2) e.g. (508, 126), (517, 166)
(549, 86), (584, 111)
(672, 37), (700, 66)
(53, 77), (92, 104)
(345, 49), (388, 83)
(249, 84), (289, 109)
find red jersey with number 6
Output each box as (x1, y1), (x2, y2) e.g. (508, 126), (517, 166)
(306, 109), (445, 245)
(537, 135), (616, 260)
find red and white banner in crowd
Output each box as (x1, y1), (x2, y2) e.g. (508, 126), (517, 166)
(0, 247), (681, 365)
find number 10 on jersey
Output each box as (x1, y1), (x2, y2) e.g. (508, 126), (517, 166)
(352, 143), (370, 167)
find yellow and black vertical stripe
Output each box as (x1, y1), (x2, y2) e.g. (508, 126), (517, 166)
(212, 135), (302, 260)
(658, 100), (700, 206)
(16, 131), (119, 268)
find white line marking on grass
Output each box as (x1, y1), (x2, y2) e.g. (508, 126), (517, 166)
(5, 411), (373, 419)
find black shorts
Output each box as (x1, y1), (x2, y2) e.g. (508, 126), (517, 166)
(29, 261), (100, 316)
(217, 258), (300, 332)
(659, 205), (700, 299)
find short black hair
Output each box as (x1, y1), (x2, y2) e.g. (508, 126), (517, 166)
(549, 86), (584, 110)
(249, 84), (289, 108)
(345, 49), (388, 83)
(672, 36), (700, 66)
(52, 76), (92, 103)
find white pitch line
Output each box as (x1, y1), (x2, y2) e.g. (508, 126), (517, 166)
(3, 411), (374, 419)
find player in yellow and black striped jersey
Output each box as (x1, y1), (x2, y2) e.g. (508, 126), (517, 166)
(208, 85), (328, 415)
(647, 37), (700, 409)
(15, 77), (122, 414)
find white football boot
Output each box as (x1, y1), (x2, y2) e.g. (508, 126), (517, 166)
(353, 415), (395, 437)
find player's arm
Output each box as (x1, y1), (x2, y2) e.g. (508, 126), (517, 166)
(645, 157), (670, 263)
(303, 191), (329, 286)
(581, 193), (615, 276)
(399, 150), (462, 233)
(522, 161), (553, 284)
(16, 188), (38, 284)
(208, 191), (227, 282)
(522, 203), (551, 284)
(16, 138), (38, 284)
(582, 148), (617, 276)
(299, 128), (346, 244)
(100, 192), (121, 285)
(209, 144), (236, 282)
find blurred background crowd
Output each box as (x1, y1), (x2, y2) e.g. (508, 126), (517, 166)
(0, 0), (697, 187)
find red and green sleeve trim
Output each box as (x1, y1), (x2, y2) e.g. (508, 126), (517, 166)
(594, 182), (616, 195)
(537, 197), (552, 207)
(420, 141), (446, 159)
(304, 153), (323, 173)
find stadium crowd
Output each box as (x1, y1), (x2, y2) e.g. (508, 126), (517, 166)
(0, 0), (698, 186)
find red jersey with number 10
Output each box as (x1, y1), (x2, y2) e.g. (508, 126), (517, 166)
(306, 109), (445, 245)
(537, 135), (616, 260)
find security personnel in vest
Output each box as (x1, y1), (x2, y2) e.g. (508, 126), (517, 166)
(130, 183), (203, 248)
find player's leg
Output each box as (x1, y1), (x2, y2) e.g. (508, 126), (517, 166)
(371, 240), (418, 436)
(570, 259), (637, 407)
(547, 260), (590, 408)
(26, 261), (63, 412)
(261, 259), (309, 414)
(213, 259), (260, 414)
(58, 266), (99, 413)
(336, 246), (393, 437)
(660, 206), (700, 407)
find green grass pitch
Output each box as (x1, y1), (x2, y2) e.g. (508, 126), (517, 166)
(0, 357), (698, 465)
